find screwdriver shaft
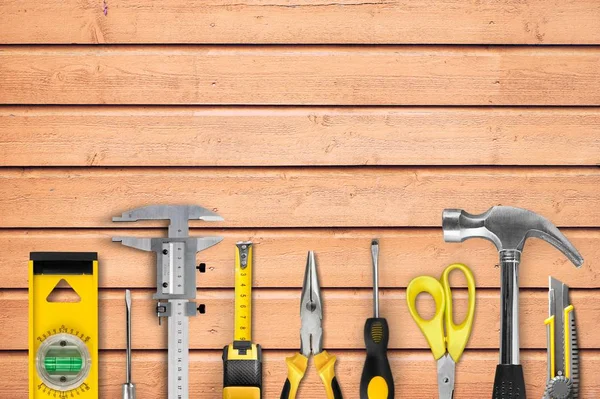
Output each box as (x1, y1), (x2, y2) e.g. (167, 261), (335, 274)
(125, 289), (132, 383)
(371, 240), (379, 318)
(122, 290), (136, 399)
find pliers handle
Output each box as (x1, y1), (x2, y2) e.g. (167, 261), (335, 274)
(314, 351), (343, 399)
(280, 351), (343, 399)
(280, 353), (307, 399)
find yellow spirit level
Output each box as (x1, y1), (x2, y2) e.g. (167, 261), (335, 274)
(223, 242), (262, 399)
(29, 252), (98, 399)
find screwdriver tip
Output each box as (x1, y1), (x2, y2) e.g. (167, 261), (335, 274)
(371, 239), (379, 247)
(125, 289), (131, 308)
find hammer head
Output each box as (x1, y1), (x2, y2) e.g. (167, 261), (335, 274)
(443, 206), (583, 267)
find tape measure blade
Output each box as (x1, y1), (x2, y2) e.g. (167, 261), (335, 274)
(234, 243), (253, 342)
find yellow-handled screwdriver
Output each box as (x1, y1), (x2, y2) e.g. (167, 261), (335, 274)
(360, 240), (394, 399)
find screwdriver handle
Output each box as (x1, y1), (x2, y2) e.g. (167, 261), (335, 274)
(360, 318), (394, 399)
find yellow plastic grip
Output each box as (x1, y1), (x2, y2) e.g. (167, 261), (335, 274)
(223, 387), (261, 399)
(367, 376), (389, 398)
(314, 350), (338, 399)
(545, 315), (556, 378)
(406, 275), (447, 360)
(441, 263), (476, 363)
(283, 353), (308, 399)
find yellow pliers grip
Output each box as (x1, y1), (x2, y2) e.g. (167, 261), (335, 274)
(314, 351), (343, 399)
(281, 353), (308, 399)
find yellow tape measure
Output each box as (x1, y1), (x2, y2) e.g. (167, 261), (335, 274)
(223, 242), (262, 399)
(234, 242), (253, 342)
(29, 253), (98, 399)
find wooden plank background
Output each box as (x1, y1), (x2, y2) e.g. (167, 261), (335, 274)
(2, 0), (600, 44)
(1, 0), (599, 398)
(2, 46), (600, 105)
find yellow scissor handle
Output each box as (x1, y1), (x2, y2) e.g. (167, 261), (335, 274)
(406, 275), (447, 360)
(441, 263), (476, 363)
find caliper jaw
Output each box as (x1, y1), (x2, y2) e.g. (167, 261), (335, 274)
(112, 204), (224, 301)
(112, 204), (223, 237)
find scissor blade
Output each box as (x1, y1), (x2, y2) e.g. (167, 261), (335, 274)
(437, 354), (455, 399)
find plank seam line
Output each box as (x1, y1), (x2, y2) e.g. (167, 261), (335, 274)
(0, 165), (598, 171)
(4, 103), (600, 108)
(2, 44), (600, 49)
(0, 225), (596, 231)
(2, 104), (600, 110)
(1, 287), (596, 292)
(0, 226), (597, 232)
(1, 348), (597, 353)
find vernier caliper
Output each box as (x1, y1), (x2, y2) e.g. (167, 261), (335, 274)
(112, 205), (223, 399)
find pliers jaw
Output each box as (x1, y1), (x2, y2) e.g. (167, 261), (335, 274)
(300, 251), (324, 357)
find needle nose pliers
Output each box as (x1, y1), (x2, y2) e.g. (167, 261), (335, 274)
(280, 251), (343, 399)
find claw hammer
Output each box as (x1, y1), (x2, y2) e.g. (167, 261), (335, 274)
(442, 206), (583, 399)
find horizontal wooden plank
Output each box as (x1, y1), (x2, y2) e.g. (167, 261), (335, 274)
(2, 47), (600, 105)
(1, 229), (598, 289)
(2, 107), (600, 166)
(1, 0), (600, 45)
(0, 168), (599, 228)
(2, 289), (599, 350)
(2, 350), (599, 398)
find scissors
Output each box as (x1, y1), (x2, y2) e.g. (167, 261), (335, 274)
(406, 263), (476, 399)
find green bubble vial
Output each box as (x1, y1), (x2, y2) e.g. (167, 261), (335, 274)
(36, 333), (92, 391)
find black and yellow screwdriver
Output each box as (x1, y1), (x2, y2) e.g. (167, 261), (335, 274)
(360, 239), (394, 399)
(223, 242), (263, 399)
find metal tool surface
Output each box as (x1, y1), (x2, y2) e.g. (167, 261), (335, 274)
(122, 289), (136, 399)
(113, 205), (223, 399)
(372, 240), (380, 319)
(407, 263), (476, 399)
(543, 277), (579, 399)
(442, 206), (583, 399)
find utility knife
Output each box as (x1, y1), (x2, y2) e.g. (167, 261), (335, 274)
(543, 277), (579, 399)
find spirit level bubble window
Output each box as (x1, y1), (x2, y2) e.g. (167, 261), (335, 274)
(35, 333), (92, 391)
